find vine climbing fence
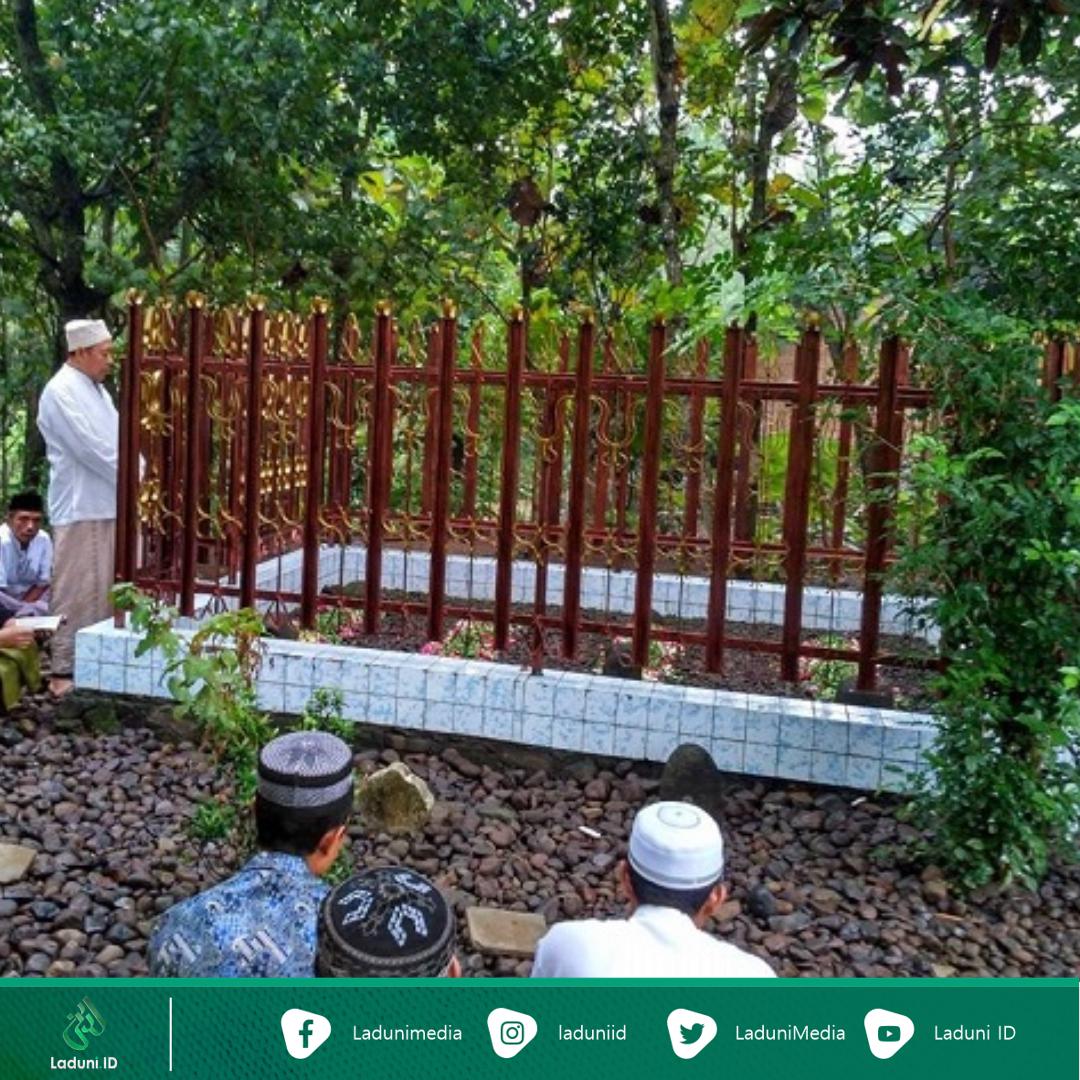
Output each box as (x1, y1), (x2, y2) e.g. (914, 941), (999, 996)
(113, 293), (1077, 692)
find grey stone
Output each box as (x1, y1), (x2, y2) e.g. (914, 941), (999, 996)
(357, 762), (434, 834)
(0, 843), (36, 884)
(658, 743), (726, 824)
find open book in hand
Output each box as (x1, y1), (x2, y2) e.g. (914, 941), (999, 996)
(12, 615), (64, 633)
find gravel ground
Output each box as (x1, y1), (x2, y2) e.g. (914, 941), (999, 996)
(1, 692), (1077, 979)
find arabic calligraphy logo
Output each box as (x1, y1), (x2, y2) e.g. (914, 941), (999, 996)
(63, 997), (106, 1053)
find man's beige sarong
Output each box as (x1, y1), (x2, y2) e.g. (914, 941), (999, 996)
(51, 519), (115, 675)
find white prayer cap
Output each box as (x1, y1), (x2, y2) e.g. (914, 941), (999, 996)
(65, 319), (111, 352)
(628, 801), (724, 890)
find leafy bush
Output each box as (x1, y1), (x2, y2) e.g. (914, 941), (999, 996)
(189, 798), (237, 842)
(421, 618), (497, 660)
(113, 586), (357, 867)
(297, 687), (353, 743)
(800, 634), (858, 701)
(113, 585), (273, 804)
(896, 302), (1080, 889)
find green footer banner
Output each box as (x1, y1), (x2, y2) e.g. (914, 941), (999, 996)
(2, 979), (1076, 1079)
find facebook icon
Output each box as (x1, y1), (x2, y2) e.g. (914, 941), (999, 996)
(281, 1009), (332, 1059)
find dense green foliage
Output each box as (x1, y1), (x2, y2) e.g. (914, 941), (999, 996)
(8, 3), (1080, 887)
(112, 584), (355, 855)
(897, 301), (1080, 888)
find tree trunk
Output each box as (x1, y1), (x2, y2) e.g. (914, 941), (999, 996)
(649, 0), (683, 288)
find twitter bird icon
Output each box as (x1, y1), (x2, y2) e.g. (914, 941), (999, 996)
(667, 1009), (718, 1059)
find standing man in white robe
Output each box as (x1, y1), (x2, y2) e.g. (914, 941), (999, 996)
(37, 319), (118, 698)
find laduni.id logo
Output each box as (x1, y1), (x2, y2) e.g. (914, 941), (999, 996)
(281, 1009), (332, 1060)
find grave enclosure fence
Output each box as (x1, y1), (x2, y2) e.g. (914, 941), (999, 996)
(113, 294), (1078, 694)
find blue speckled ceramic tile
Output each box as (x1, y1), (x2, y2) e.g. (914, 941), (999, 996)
(483, 709), (515, 742)
(613, 725), (647, 760)
(583, 722), (614, 756)
(522, 677), (556, 715)
(645, 728), (680, 762)
(846, 755), (881, 790)
(522, 714), (554, 747)
(425, 700), (456, 733)
(847, 720), (884, 758)
(779, 713), (814, 749)
(395, 697), (426, 729)
(552, 716), (584, 751)
(426, 668), (457, 702)
(711, 739), (745, 773)
(714, 705), (747, 742)
(776, 746), (813, 782)
(619, 688), (655, 728)
(813, 717), (849, 754)
(811, 751), (847, 786)
(743, 742), (779, 777)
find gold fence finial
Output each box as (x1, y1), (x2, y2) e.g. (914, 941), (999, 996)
(310, 296), (330, 315)
(247, 294), (267, 312)
(125, 288), (144, 306)
(442, 298), (457, 319)
(185, 290), (206, 309)
(804, 311), (821, 330)
(376, 300), (392, 317)
(511, 305), (525, 322)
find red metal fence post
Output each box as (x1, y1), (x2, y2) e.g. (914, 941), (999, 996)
(300, 300), (330, 629)
(561, 314), (595, 659)
(829, 338), (858, 581)
(591, 334), (615, 532)
(179, 293), (206, 617)
(631, 317), (667, 670)
(239, 297), (266, 610)
(364, 302), (394, 634)
(427, 301), (458, 643)
(116, 292), (144, 603)
(780, 323), (821, 682)
(733, 336), (760, 546)
(705, 327), (744, 672)
(463, 326), (483, 518)
(494, 308), (526, 652)
(1043, 338), (1066, 404)
(531, 338), (567, 658)
(420, 325), (439, 517)
(683, 340), (709, 539)
(857, 336), (905, 691)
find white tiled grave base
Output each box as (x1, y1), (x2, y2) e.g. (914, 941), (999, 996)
(74, 618), (936, 793)
(219, 544), (938, 643)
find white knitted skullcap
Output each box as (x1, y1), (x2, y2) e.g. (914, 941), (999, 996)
(65, 319), (111, 352)
(628, 801), (724, 889)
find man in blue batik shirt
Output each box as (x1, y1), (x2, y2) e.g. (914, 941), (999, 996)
(149, 731), (354, 977)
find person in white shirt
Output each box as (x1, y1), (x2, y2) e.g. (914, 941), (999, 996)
(531, 801), (776, 978)
(36, 318), (118, 698)
(0, 491), (53, 618)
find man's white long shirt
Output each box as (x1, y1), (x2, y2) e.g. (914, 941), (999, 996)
(530, 905), (776, 978)
(37, 364), (119, 526)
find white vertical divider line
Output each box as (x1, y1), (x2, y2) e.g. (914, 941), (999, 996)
(169, 996), (173, 1072)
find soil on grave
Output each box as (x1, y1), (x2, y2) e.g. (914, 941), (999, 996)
(270, 586), (937, 712)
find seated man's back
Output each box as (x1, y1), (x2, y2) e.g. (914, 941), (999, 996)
(533, 904), (774, 978)
(532, 801), (775, 979)
(149, 731), (354, 978)
(150, 850), (329, 977)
